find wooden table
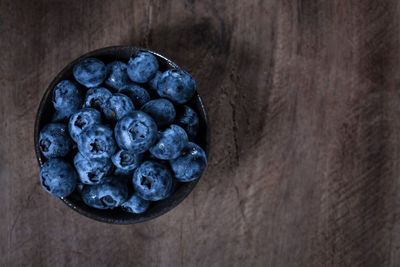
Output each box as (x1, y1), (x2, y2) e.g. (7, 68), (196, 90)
(2, 0), (400, 266)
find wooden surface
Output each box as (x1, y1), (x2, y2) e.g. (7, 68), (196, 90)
(2, 0), (400, 266)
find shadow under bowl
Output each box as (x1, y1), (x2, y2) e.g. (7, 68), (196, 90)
(34, 46), (210, 224)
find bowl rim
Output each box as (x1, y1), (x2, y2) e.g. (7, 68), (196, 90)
(34, 45), (210, 224)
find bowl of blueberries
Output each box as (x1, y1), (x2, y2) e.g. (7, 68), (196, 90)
(34, 46), (210, 224)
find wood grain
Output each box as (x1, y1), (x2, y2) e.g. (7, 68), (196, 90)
(2, 0), (400, 266)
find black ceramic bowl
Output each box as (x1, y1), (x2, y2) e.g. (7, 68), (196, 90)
(34, 46), (210, 224)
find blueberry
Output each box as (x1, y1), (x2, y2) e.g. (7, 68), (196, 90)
(83, 87), (113, 111)
(132, 161), (173, 201)
(169, 142), (207, 182)
(121, 194), (150, 214)
(141, 99), (176, 128)
(52, 80), (82, 119)
(112, 150), (142, 171)
(68, 108), (102, 142)
(77, 124), (116, 159)
(105, 61), (131, 90)
(39, 123), (73, 158)
(103, 93), (135, 121)
(73, 57), (106, 88)
(127, 52), (159, 83)
(74, 152), (112, 185)
(148, 71), (162, 91)
(159, 177), (178, 199)
(40, 158), (77, 197)
(81, 179), (128, 209)
(175, 105), (200, 140)
(157, 69), (196, 104)
(114, 111), (157, 153)
(149, 125), (188, 160)
(80, 184), (108, 209)
(119, 84), (150, 108)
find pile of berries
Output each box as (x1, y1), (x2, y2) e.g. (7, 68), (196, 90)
(38, 51), (207, 214)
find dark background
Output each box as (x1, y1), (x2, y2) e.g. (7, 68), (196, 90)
(2, 0), (400, 266)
